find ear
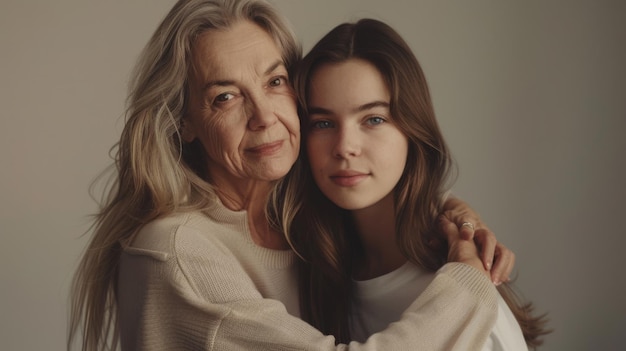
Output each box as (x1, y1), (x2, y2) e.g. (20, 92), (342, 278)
(180, 117), (196, 143)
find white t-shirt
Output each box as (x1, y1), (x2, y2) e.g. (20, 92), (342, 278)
(350, 261), (528, 350)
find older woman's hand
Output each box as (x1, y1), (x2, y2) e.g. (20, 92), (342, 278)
(437, 215), (489, 277)
(440, 197), (515, 286)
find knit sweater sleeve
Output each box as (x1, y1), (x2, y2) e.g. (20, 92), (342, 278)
(119, 218), (497, 350)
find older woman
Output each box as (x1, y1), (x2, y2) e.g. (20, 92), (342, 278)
(68, 1), (511, 350)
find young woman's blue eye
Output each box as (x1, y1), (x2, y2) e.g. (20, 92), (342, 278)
(366, 116), (385, 125)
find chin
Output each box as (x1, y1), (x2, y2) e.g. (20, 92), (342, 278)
(255, 156), (297, 181)
(328, 198), (368, 211)
(261, 165), (293, 181)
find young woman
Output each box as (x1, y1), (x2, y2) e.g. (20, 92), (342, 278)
(279, 19), (550, 350)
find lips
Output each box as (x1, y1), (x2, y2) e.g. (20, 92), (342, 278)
(329, 170), (369, 187)
(246, 140), (284, 155)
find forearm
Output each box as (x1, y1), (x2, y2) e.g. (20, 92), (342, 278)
(122, 259), (497, 350)
(120, 220), (498, 350)
(196, 263), (498, 350)
(359, 263), (498, 350)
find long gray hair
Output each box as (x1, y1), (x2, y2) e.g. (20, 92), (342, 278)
(68, 1), (300, 350)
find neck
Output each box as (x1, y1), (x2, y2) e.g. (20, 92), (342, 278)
(351, 193), (407, 280)
(213, 176), (289, 250)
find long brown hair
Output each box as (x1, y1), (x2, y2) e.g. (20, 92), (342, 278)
(275, 18), (549, 348)
(68, 1), (300, 350)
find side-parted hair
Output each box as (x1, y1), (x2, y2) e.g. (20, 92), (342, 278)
(68, 1), (300, 350)
(273, 18), (549, 348)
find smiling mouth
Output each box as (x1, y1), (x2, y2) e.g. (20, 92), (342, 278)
(246, 140), (284, 155)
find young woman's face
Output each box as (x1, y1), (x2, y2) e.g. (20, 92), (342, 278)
(306, 59), (409, 211)
(184, 20), (300, 185)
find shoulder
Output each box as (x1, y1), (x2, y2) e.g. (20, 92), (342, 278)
(126, 211), (230, 261)
(489, 295), (528, 350)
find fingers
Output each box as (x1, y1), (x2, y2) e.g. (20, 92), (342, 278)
(437, 215), (461, 243)
(440, 196), (482, 241)
(473, 228), (497, 272)
(440, 211), (475, 241)
(439, 197), (516, 285)
(443, 230), (488, 276)
(459, 221), (476, 241)
(473, 228), (516, 285)
(445, 213), (503, 278)
(439, 216), (490, 277)
(490, 243), (515, 286)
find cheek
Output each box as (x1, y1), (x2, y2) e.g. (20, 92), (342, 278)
(378, 137), (409, 171)
(273, 94), (299, 133)
(392, 141), (410, 175)
(200, 119), (245, 159)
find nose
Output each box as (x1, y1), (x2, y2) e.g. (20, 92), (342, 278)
(247, 92), (278, 131)
(334, 127), (361, 159)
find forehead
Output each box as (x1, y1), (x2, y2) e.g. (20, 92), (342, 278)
(309, 59), (390, 105)
(190, 20), (283, 83)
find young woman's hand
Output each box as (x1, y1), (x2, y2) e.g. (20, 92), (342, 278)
(440, 197), (515, 285)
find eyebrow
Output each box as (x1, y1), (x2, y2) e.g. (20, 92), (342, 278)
(308, 100), (390, 115)
(202, 60), (286, 90)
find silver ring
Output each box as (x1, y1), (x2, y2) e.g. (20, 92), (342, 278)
(461, 222), (475, 230)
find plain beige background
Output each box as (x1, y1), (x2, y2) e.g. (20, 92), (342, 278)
(1, 1), (624, 350)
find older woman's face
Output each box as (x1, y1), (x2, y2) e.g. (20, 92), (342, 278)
(184, 21), (299, 185)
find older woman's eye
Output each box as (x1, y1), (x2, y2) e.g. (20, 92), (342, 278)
(269, 78), (281, 86)
(214, 93), (235, 104)
(269, 76), (285, 87)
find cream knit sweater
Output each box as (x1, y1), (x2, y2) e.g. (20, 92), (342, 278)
(118, 199), (497, 350)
